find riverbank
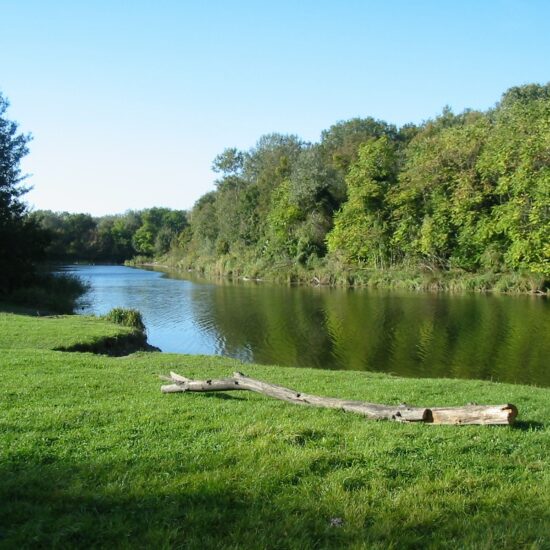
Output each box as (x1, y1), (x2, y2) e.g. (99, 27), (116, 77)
(128, 254), (549, 295)
(1, 311), (549, 548)
(0, 270), (88, 314)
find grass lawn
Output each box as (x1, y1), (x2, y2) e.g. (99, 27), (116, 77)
(1, 312), (549, 549)
(0, 312), (148, 355)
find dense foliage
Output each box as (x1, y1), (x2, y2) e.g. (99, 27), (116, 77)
(174, 84), (549, 285)
(0, 93), (47, 292)
(7, 83), (550, 291)
(31, 207), (188, 262)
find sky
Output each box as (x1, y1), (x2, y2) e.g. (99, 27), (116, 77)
(1, 0), (549, 216)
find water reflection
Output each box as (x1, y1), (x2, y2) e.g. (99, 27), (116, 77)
(63, 265), (550, 387)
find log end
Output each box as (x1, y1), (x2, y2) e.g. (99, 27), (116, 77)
(429, 404), (518, 425)
(504, 404), (519, 424)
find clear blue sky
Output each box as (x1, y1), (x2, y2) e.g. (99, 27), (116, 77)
(1, 0), (549, 216)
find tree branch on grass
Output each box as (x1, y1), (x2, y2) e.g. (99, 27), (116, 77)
(160, 371), (518, 425)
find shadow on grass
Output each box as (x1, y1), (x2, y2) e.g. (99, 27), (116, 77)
(199, 392), (247, 401)
(0, 301), (46, 316)
(1, 448), (548, 549)
(55, 331), (158, 357)
(512, 420), (546, 431)
(0, 459), (351, 549)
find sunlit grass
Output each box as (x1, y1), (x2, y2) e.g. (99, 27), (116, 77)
(1, 312), (549, 548)
(0, 313), (139, 351)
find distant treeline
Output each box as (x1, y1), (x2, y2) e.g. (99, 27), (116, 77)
(172, 83), (548, 283)
(30, 208), (187, 263)
(29, 83), (550, 288)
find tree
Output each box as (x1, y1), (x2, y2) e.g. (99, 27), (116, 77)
(285, 146), (339, 260)
(477, 85), (550, 275)
(265, 180), (303, 259)
(320, 117), (398, 173)
(327, 137), (398, 267)
(212, 147), (245, 176)
(390, 109), (492, 269)
(130, 208), (188, 257)
(0, 93), (45, 292)
(188, 192), (219, 255)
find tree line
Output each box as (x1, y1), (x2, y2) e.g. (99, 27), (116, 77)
(0, 90), (186, 298)
(1, 83), (548, 298)
(30, 208), (187, 263)
(177, 83), (549, 281)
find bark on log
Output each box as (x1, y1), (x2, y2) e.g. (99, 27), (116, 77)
(430, 404), (518, 425)
(160, 372), (518, 425)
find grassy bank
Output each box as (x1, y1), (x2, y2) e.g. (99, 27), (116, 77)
(135, 252), (549, 295)
(1, 312), (549, 548)
(0, 310), (151, 355)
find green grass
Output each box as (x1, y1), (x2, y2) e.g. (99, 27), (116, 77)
(1, 312), (549, 549)
(0, 312), (142, 352)
(103, 307), (146, 331)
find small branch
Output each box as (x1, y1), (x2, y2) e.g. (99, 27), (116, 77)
(160, 372), (518, 425)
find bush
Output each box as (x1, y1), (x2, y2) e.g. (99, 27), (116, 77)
(7, 272), (88, 314)
(103, 308), (145, 331)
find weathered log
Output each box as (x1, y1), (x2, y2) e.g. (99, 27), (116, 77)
(430, 404), (518, 425)
(160, 372), (518, 425)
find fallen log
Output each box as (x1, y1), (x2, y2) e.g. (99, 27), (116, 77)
(429, 404), (518, 425)
(160, 371), (518, 425)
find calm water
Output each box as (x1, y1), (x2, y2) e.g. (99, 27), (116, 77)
(62, 265), (549, 387)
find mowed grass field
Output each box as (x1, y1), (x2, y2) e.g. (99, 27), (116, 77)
(1, 312), (549, 549)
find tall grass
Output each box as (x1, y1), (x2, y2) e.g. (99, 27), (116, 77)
(157, 251), (549, 294)
(103, 307), (145, 331)
(5, 272), (89, 313)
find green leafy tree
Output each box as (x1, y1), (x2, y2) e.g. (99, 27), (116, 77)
(0, 93), (46, 291)
(132, 208), (187, 256)
(188, 192), (219, 255)
(320, 117), (398, 173)
(390, 110), (491, 269)
(477, 85), (550, 275)
(212, 147), (245, 176)
(265, 180), (303, 259)
(283, 146), (340, 259)
(244, 133), (304, 236)
(327, 137), (398, 267)
(132, 224), (155, 256)
(199, 135), (304, 258)
(111, 211), (142, 258)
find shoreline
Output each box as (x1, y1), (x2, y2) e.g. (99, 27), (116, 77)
(127, 258), (549, 296)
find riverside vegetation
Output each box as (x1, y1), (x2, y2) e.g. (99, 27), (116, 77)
(164, 84), (549, 292)
(25, 83), (550, 294)
(1, 310), (549, 548)
(1, 83), (549, 547)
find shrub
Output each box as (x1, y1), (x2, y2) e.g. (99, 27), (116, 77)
(7, 273), (88, 314)
(103, 308), (145, 331)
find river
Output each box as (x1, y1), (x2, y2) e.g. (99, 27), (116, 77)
(61, 264), (549, 387)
